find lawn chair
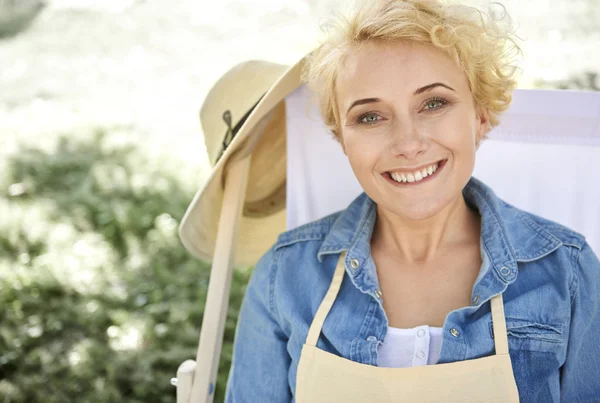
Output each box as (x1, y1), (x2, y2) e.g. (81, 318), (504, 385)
(172, 54), (600, 402)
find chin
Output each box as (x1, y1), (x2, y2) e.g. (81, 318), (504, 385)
(379, 194), (454, 222)
(392, 204), (444, 221)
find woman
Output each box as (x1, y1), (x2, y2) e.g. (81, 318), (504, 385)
(224, 0), (600, 401)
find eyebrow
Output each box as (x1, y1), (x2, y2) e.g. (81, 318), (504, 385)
(346, 82), (456, 114)
(414, 82), (456, 95)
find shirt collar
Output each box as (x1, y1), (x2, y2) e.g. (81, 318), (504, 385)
(317, 176), (563, 284)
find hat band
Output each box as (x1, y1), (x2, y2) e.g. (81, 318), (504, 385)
(216, 95), (265, 163)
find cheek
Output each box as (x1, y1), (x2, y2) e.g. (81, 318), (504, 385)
(342, 139), (384, 182)
(427, 116), (478, 152)
(343, 133), (383, 165)
(343, 124), (391, 149)
(440, 131), (476, 152)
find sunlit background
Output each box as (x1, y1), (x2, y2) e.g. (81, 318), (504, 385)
(0, 0), (598, 402)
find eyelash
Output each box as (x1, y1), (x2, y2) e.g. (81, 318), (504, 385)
(356, 97), (450, 125)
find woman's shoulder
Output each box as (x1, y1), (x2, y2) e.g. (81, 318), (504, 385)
(467, 177), (587, 252)
(250, 210), (350, 331)
(495, 195), (587, 252)
(516, 207), (586, 249)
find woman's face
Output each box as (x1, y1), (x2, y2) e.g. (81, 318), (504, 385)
(336, 40), (490, 221)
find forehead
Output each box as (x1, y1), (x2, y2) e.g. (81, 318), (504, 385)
(336, 41), (469, 101)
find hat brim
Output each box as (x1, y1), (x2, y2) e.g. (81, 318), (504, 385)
(179, 55), (307, 267)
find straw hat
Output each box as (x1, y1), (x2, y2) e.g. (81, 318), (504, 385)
(179, 56), (308, 267)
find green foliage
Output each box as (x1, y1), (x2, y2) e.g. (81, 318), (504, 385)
(533, 70), (599, 91)
(0, 129), (250, 402)
(0, 0), (45, 39)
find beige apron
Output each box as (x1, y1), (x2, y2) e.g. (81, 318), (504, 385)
(295, 252), (520, 402)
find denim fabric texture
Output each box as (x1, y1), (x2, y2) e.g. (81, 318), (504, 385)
(225, 177), (600, 402)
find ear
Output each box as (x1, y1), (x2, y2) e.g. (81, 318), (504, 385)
(475, 106), (491, 148)
(335, 131), (347, 155)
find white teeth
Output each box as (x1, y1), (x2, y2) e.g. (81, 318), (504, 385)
(388, 161), (442, 184)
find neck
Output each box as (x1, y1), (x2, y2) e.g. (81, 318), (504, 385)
(371, 195), (480, 264)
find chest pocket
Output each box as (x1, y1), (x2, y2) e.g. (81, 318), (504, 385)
(490, 317), (564, 352)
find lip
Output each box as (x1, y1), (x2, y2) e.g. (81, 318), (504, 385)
(387, 159), (444, 174)
(382, 159), (447, 186)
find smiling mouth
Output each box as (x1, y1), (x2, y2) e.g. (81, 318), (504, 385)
(383, 159), (448, 185)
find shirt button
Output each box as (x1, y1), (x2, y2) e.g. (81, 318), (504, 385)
(350, 258), (360, 269)
(374, 289), (383, 299)
(500, 266), (511, 276)
(472, 295), (480, 305)
(366, 335), (377, 342)
(450, 328), (460, 337)
(417, 329), (426, 338)
(416, 351), (425, 359)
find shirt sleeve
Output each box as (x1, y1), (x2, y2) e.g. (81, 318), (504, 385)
(225, 246), (292, 403)
(560, 241), (600, 401)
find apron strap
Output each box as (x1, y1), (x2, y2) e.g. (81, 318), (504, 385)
(305, 251), (347, 347)
(490, 293), (510, 355)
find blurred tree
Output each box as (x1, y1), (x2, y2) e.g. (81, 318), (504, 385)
(533, 71), (599, 91)
(567, 0), (600, 36)
(0, 129), (250, 402)
(0, 0), (45, 39)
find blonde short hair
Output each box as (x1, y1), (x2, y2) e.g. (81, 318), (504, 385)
(303, 0), (522, 140)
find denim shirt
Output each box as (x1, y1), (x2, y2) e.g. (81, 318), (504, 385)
(225, 177), (600, 403)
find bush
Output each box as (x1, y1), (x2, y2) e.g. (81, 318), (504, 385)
(533, 70), (599, 91)
(0, 0), (45, 39)
(0, 129), (250, 402)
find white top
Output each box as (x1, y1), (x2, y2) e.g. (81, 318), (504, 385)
(376, 325), (443, 368)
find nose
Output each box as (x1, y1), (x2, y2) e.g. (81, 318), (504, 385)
(388, 123), (428, 160)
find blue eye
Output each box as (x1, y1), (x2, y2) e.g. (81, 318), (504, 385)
(423, 97), (448, 111)
(357, 112), (381, 125)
